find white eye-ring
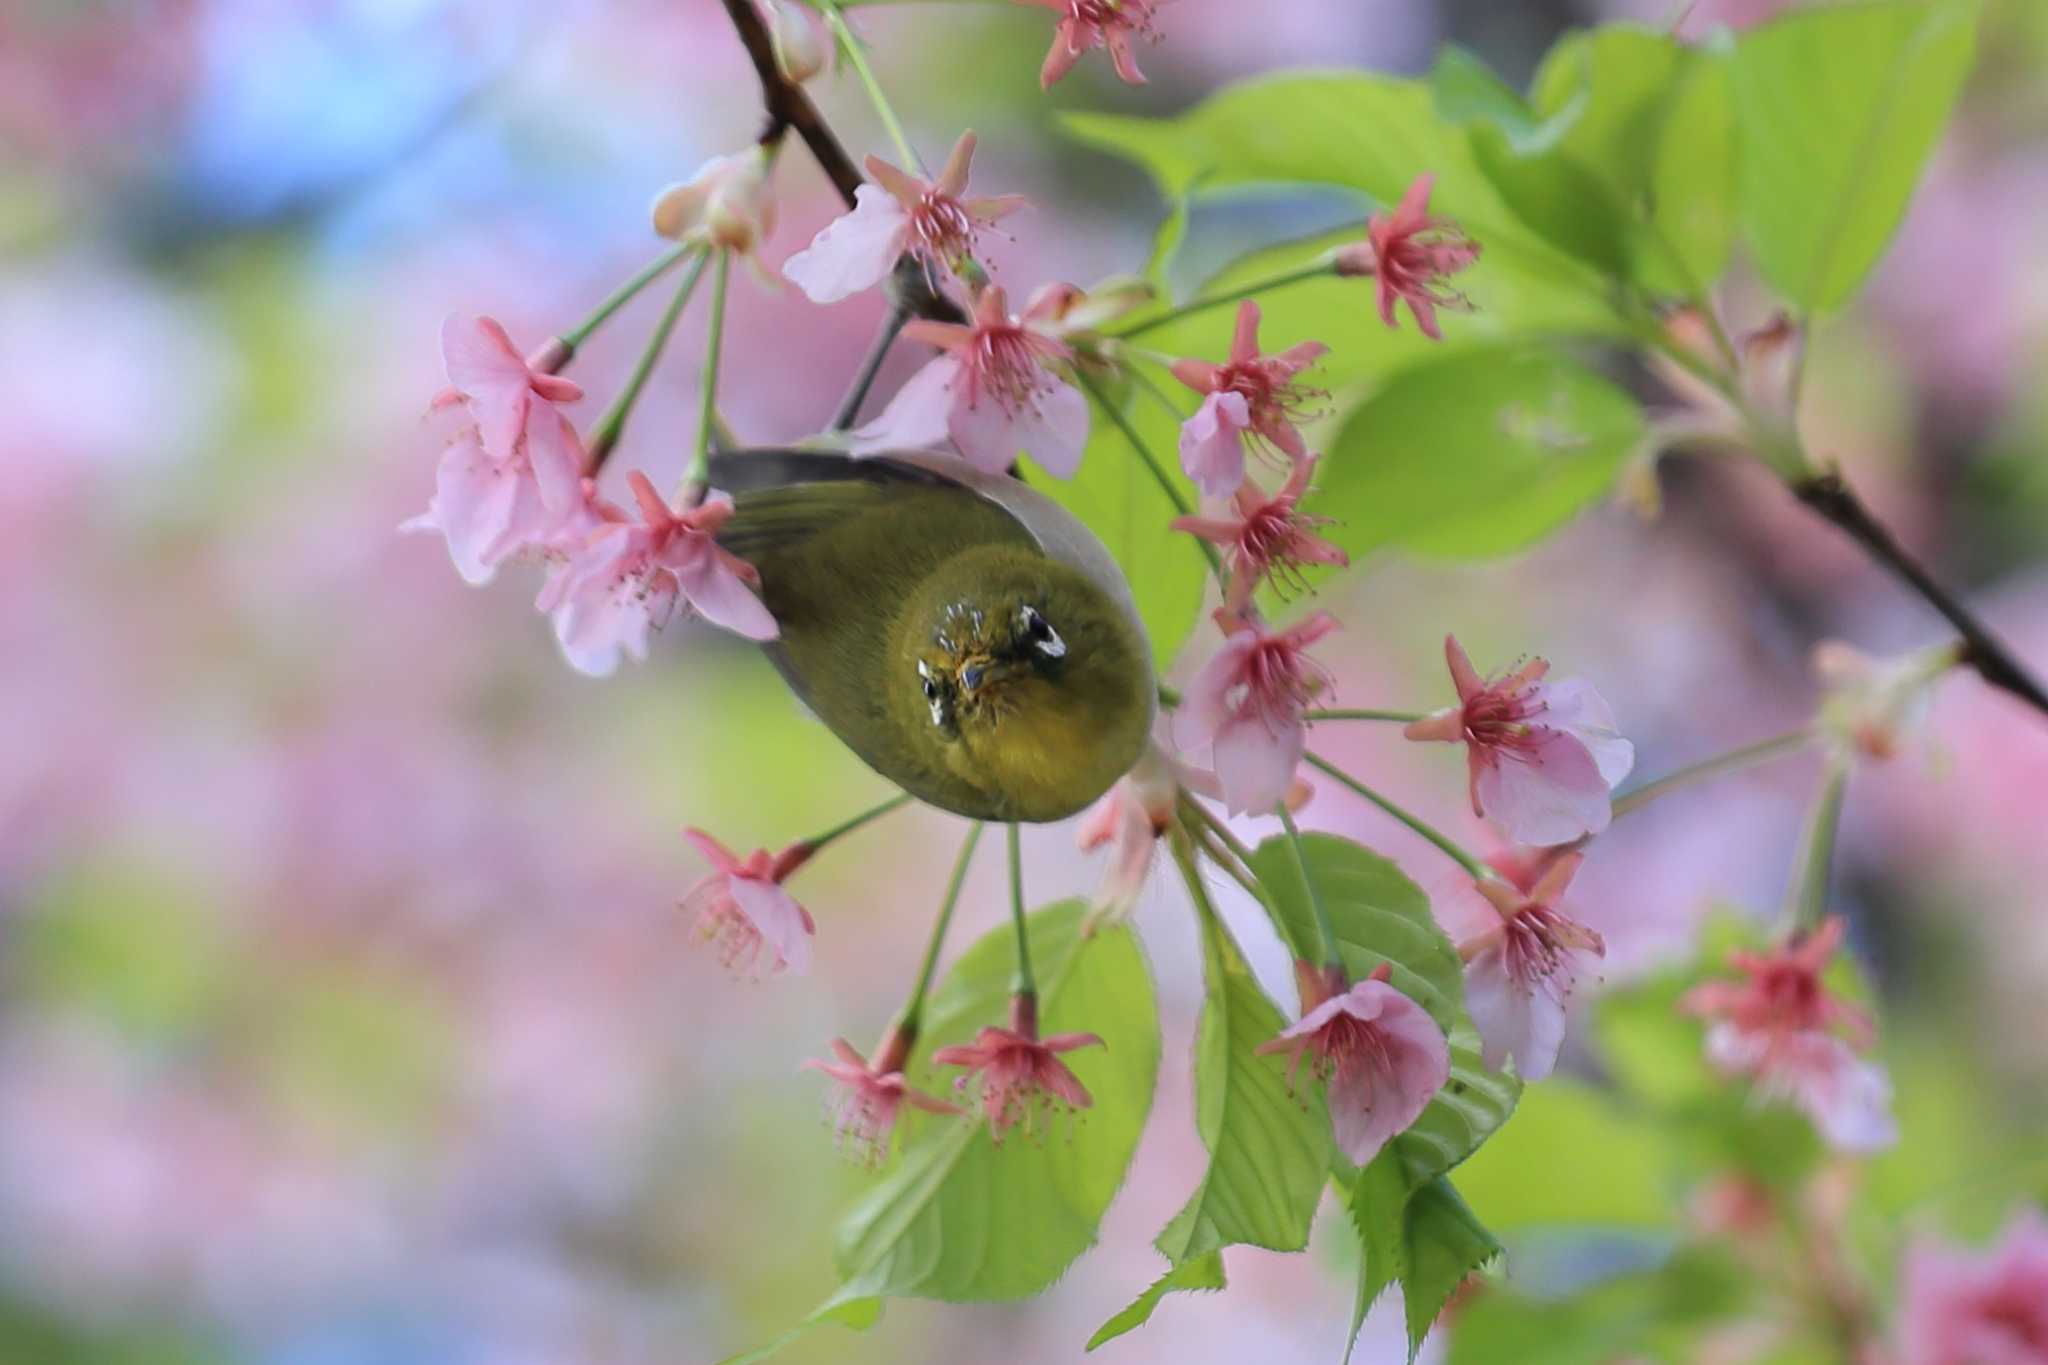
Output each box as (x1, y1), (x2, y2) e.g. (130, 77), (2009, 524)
(1020, 605), (1066, 659)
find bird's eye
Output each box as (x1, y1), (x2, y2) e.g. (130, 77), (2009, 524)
(1020, 605), (1066, 659)
(921, 676), (940, 701)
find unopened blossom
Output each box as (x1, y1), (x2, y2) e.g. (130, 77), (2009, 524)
(1898, 1210), (2048, 1365)
(802, 1032), (963, 1164)
(1172, 454), (1348, 614)
(1018, 0), (1160, 89)
(1682, 917), (1897, 1153)
(932, 995), (1102, 1142)
(651, 147), (776, 257)
(1404, 635), (1634, 847)
(1175, 611), (1338, 815)
(680, 828), (816, 977)
(1170, 301), (1327, 498)
(538, 471), (777, 676)
(1454, 849), (1604, 1081)
(761, 0), (826, 83)
(1258, 962), (1450, 1166)
(1335, 174), (1480, 340)
(783, 131), (1025, 303)
(852, 284), (1087, 476)
(1812, 639), (1948, 762)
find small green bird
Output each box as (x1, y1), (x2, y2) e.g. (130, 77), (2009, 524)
(710, 449), (1155, 823)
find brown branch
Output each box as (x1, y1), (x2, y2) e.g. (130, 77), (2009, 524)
(1791, 471), (2048, 717)
(720, 0), (864, 206)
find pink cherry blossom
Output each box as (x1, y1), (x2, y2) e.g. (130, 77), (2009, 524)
(1169, 301), (1327, 498)
(802, 1033), (963, 1165)
(1898, 1210), (2048, 1365)
(1454, 849), (1604, 1081)
(1175, 611), (1338, 815)
(1403, 634), (1634, 847)
(537, 471), (777, 677)
(431, 314), (583, 464)
(680, 828), (816, 978)
(1335, 174), (1481, 340)
(406, 406), (588, 587)
(783, 131), (1026, 304)
(1681, 917), (1897, 1152)
(1257, 963), (1450, 1166)
(1018, 0), (1160, 89)
(851, 284), (1088, 476)
(1172, 454), (1349, 614)
(932, 995), (1102, 1142)
(651, 147), (776, 257)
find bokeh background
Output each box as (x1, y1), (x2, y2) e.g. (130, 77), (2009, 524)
(4, 0), (2047, 1361)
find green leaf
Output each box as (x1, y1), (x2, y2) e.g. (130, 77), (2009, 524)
(715, 1294), (881, 1365)
(1649, 54), (1738, 289)
(1729, 0), (1980, 310)
(1245, 834), (1519, 1183)
(1345, 1153), (1411, 1356)
(1320, 346), (1646, 561)
(1450, 1080), (1673, 1230)
(837, 902), (1161, 1300)
(1155, 895), (1332, 1261)
(1343, 1161), (1503, 1363)
(1530, 26), (1689, 192)
(1085, 1252), (1227, 1351)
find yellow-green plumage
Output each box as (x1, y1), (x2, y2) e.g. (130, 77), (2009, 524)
(711, 450), (1154, 823)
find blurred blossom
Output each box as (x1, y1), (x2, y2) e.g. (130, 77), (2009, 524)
(1897, 1209), (2048, 1365)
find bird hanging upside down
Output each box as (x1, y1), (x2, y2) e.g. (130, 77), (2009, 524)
(710, 450), (1155, 823)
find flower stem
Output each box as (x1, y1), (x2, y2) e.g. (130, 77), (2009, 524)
(1073, 368), (1224, 582)
(1784, 756), (1851, 932)
(587, 249), (710, 470)
(801, 791), (914, 852)
(1109, 262), (1336, 340)
(685, 249), (734, 494)
(1306, 708), (1426, 724)
(819, 0), (923, 174)
(1276, 804), (1344, 972)
(1304, 752), (1491, 881)
(1006, 823), (1036, 998)
(901, 821), (983, 1027)
(562, 241), (698, 352)
(1610, 729), (1815, 819)
(833, 299), (910, 430)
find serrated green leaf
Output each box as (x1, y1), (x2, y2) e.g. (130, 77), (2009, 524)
(1400, 1179), (1502, 1358)
(1345, 1153), (1411, 1362)
(1650, 53), (1738, 289)
(1729, 0), (1980, 310)
(1035, 371), (1207, 670)
(1085, 1251), (1227, 1351)
(1245, 834), (1519, 1184)
(1155, 886), (1332, 1261)
(1320, 346), (1646, 562)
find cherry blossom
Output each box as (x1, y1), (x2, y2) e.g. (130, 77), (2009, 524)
(1452, 849), (1604, 1081)
(933, 995), (1102, 1141)
(1812, 639), (1946, 762)
(651, 147), (777, 258)
(1898, 1210), (2048, 1365)
(680, 828), (816, 978)
(1681, 917), (1897, 1152)
(1404, 634), (1634, 847)
(1174, 611), (1338, 815)
(802, 1033), (963, 1165)
(407, 403), (589, 588)
(851, 284), (1087, 476)
(783, 131), (1025, 303)
(1169, 301), (1327, 498)
(1018, 0), (1160, 89)
(537, 471), (777, 677)
(1335, 174), (1480, 340)
(1172, 454), (1349, 614)
(1258, 963), (1450, 1166)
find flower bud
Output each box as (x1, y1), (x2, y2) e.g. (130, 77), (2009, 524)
(651, 147), (777, 254)
(762, 0), (826, 83)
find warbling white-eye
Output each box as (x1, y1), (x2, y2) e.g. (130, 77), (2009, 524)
(710, 450), (1155, 823)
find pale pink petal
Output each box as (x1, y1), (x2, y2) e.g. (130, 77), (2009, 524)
(1174, 632), (1257, 751)
(851, 355), (961, 455)
(729, 875), (813, 975)
(1212, 712), (1303, 816)
(781, 185), (910, 304)
(1474, 727), (1612, 846)
(440, 315), (532, 460)
(669, 540), (780, 641)
(1464, 943), (1568, 1080)
(523, 405), (585, 514)
(1179, 390), (1250, 499)
(1534, 678), (1635, 788)
(421, 432), (517, 585)
(949, 375), (1088, 477)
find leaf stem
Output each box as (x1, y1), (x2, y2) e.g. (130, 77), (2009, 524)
(902, 822), (982, 1026)
(1276, 804), (1342, 973)
(1306, 708), (1426, 724)
(800, 791), (914, 852)
(587, 249), (710, 471)
(562, 241), (698, 351)
(1109, 262), (1336, 340)
(1784, 756), (1851, 932)
(1073, 368), (1224, 582)
(686, 249), (734, 493)
(1304, 753), (1490, 881)
(819, 0), (924, 174)
(1006, 823), (1036, 998)
(1610, 729), (1814, 819)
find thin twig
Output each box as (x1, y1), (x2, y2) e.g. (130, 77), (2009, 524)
(833, 300), (910, 430)
(719, 0), (863, 207)
(1791, 471), (2048, 718)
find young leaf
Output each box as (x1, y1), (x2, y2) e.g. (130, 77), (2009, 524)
(1729, 0), (1980, 311)
(1649, 54), (1738, 290)
(1318, 346), (1646, 562)
(1085, 1251), (1227, 1351)
(1345, 1152), (1412, 1360)
(1154, 878), (1332, 1261)
(1398, 1179), (1503, 1357)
